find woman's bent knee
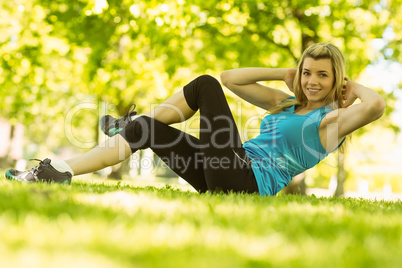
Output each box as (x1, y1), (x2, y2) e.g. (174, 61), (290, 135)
(195, 75), (220, 87)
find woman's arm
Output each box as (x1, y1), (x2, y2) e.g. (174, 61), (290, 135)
(220, 68), (295, 110)
(320, 78), (385, 151)
(338, 78), (385, 135)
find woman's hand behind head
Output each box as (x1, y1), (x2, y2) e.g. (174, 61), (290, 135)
(284, 68), (297, 93)
(342, 77), (358, 108)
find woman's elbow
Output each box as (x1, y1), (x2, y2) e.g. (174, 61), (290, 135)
(371, 97), (386, 120)
(220, 71), (231, 87)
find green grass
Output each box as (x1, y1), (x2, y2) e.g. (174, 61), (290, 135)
(0, 176), (401, 268)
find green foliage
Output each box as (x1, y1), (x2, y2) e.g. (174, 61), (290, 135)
(0, 177), (402, 267)
(382, 0), (402, 61)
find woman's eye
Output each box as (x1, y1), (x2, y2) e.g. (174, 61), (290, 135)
(303, 72), (309, 76)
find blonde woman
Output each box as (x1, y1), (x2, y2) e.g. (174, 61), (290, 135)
(6, 43), (385, 196)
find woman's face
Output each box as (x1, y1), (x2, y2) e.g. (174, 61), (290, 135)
(301, 57), (335, 107)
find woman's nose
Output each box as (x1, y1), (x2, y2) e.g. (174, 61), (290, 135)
(308, 75), (318, 85)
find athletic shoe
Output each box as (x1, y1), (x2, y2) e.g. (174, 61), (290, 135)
(99, 104), (138, 137)
(5, 158), (72, 185)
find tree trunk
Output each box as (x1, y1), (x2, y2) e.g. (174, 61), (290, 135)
(334, 153), (346, 196)
(0, 123), (14, 168)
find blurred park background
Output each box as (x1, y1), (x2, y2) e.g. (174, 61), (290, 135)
(1, 0), (401, 198)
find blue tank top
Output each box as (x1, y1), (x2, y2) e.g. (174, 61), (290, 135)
(243, 97), (343, 196)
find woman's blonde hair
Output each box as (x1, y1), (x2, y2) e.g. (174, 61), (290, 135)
(271, 42), (346, 113)
(270, 42), (348, 152)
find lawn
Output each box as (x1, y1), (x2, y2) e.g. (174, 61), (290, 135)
(0, 176), (401, 268)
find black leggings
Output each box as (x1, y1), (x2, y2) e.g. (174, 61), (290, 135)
(119, 75), (259, 194)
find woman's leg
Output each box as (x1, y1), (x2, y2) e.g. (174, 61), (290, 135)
(66, 89), (197, 175)
(182, 75), (259, 194)
(143, 90), (197, 125)
(65, 134), (132, 175)
(67, 117), (209, 192)
(118, 116), (208, 192)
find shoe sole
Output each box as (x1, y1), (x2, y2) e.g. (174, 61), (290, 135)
(61, 179), (71, 185)
(5, 170), (71, 185)
(99, 117), (112, 136)
(5, 170), (26, 183)
(5, 170), (14, 180)
(99, 117), (121, 137)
